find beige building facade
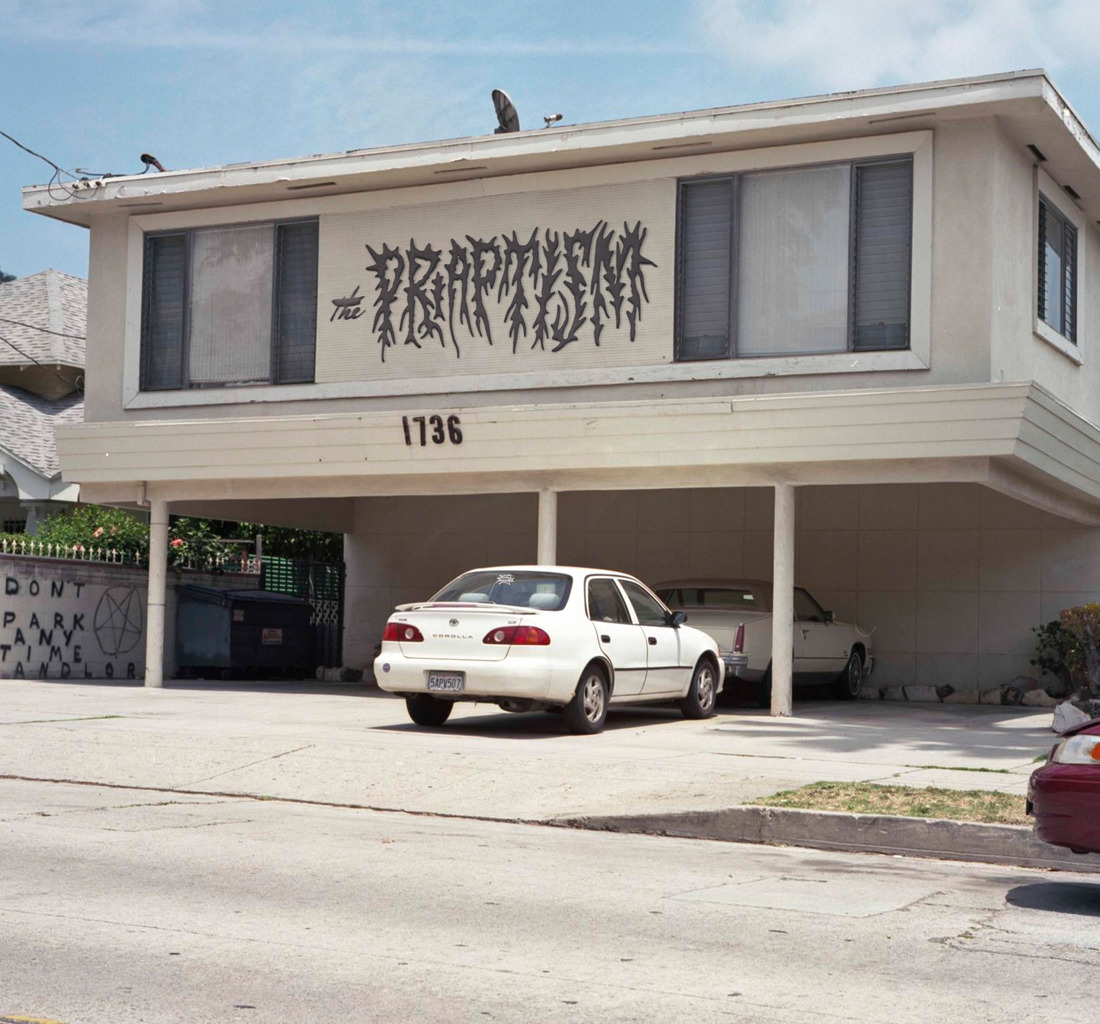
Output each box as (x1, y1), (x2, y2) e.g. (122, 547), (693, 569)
(30, 71), (1100, 708)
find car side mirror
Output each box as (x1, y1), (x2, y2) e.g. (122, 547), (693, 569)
(824, 610), (835, 624)
(670, 610), (688, 627)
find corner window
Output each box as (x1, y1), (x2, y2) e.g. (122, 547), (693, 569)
(140, 219), (319, 390)
(676, 157), (913, 361)
(1038, 195), (1077, 343)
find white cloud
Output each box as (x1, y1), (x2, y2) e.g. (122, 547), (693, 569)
(696, 0), (1100, 91)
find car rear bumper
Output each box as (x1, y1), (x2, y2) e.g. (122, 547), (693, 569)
(1028, 764), (1100, 854)
(374, 648), (555, 701)
(722, 653), (749, 677)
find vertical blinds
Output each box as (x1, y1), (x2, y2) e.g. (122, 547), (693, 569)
(140, 219), (318, 389)
(274, 222), (320, 384)
(677, 157), (913, 359)
(679, 178), (733, 359)
(852, 160), (912, 350)
(141, 234), (186, 390)
(1038, 197), (1077, 343)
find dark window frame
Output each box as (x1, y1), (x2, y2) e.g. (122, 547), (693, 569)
(1038, 194), (1078, 344)
(674, 155), (914, 362)
(139, 217), (319, 392)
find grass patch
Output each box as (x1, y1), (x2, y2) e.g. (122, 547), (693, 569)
(753, 781), (1030, 825)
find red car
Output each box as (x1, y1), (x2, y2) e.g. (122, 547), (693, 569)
(1028, 716), (1100, 855)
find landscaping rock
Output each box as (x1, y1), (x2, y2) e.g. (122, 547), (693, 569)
(881, 686), (907, 702)
(943, 690), (980, 704)
(979, 688), (1004, 705)
(1002, 687), (1025, 705)
(1021, 689), (1058, 708)
(1009, 675), (1041, 691)
(935, 684), (955, 701)
(857, 686), (882, 700)
(1052, 701), (1091, 733)
(340, 667), (364, 683)
(903, 684), (941, 703)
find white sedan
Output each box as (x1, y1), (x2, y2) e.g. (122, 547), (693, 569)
(655, 578), (874, 705)
(375, 566), (724, 734)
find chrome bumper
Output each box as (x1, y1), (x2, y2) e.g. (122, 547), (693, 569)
(722, 653), (749, 677)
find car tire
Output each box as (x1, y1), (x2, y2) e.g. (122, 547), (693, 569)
(405, 694), (453, 727)
(680, 657), (718, 719)
(834, 651), (863, 701)
(753, 668), (772, 710)
(563, 666), (609, 735)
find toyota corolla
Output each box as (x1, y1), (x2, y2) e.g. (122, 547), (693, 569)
(375, 566), (723, 734)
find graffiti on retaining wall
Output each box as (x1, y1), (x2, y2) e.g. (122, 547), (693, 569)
(1, 574), (142, 680)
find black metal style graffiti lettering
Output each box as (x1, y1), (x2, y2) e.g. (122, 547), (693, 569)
(346, 220), (655, 362)
(400, 240), (443, 350)
(498, 229), (540, 353)
(365, 243), (405, 362)
(467, 236), (502, 346)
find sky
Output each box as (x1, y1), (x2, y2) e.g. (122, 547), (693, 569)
(2, 0), (1100, 280)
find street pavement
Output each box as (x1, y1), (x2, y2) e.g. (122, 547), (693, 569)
(0, 680), (1053, 822)
(2, 776), (1098, 1024)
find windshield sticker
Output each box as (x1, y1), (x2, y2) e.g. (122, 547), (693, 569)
(496, 574), (515, 585)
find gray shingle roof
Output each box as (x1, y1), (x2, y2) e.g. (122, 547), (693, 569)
(0, 383), (84, 478)
(0, 269), (86, 369)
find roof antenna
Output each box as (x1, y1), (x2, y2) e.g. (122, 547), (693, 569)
(492, 89), (520, 134)
(140, 153), (166, 173)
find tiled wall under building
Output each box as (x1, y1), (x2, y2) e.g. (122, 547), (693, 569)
(344, 483), (1100, 695)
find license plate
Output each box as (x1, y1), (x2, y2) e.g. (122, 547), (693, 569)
(427, 671), (465, 693)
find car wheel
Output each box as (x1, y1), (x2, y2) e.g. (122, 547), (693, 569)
(834, 651), (863, 701)
(563, 666), (609, 735)
(753, 668), (772, 710)
(405, 694), (453, 727)
(680, 658), (718, 719)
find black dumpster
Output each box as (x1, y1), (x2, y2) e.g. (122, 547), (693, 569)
(175, 586), (312, 679)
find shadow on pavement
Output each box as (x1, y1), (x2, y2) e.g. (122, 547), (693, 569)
(1006, 881), (1100, 916)
(372, 704), (697, 738)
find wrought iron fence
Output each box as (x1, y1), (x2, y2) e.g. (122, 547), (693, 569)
(0, 537), (260, 575)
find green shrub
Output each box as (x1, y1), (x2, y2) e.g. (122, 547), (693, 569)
(1058, 603), (1100, 697)
(34, 505), (149, 560)
(1031, 619), (1083, 695)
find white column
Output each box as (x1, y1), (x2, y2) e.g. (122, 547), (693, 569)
(771, 483), (795, 718)
(537, 489), (558, 565)
(144, 498), (169, 688)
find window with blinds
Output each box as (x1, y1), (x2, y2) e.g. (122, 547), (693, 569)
(676, 157), (913, 360)
(1038, 196), (1077, 343)
(139, 219), (319, 390)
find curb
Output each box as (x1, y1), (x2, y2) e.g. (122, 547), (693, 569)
(556, 805), (1100, 874)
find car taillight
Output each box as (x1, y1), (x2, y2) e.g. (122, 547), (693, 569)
(482, 625), (551, 646)
(734, 623), (745, 654)
(383, 622), (424, 643)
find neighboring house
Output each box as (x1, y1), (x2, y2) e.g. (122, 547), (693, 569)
(27, 69), (1100, 705)
(0, 269), (85, 533)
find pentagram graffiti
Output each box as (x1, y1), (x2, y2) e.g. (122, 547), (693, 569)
(94, 586), (144, 657)
(331, 220), (657, 362)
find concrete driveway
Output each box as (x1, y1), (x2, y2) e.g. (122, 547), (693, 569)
(0, 680), (1053, 821)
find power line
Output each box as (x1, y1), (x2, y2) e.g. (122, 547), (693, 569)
(0, 331), (84, 393)
(0, 316), (85, 341)
(1, 128), (83, 201)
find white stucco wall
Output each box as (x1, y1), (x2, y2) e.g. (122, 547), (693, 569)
(343, 483), (1100, 695)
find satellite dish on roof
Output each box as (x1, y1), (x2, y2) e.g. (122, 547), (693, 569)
(492, 89), (520, 134)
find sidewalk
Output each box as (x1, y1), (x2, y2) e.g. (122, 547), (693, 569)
(0, 678), (1053, 820)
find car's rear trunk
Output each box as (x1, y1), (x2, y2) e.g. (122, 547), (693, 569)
(390, 603), (537, 661)
(678, 609), (769, 653)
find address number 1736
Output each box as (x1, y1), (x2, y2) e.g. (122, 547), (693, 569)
(402, 414), (463, 447)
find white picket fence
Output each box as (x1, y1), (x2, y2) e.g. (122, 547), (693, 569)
(0, 537), (260, 574)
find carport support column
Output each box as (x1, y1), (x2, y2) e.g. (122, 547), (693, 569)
(771, 484), (795, 718)
(144, 498), (169, 688)
(537, 489), (558, 565)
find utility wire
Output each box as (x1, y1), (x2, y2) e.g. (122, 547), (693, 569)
(0, 331), (84, 394)
(0, 316), (86, 341)
(1, 128), (83, 201)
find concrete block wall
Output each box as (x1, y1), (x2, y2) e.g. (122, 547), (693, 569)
(344, 484), (1100, 694)
(1, 556), (258, 680)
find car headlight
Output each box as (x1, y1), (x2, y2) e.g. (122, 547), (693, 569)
(1051, 735), (1100, 764)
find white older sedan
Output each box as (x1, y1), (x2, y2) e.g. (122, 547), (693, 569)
(375, 566), (723, 734)
(654, 579), (874, 706)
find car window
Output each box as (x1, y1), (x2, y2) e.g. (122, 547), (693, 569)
(619, 580), (670, 628)
(587, 578), (633, 624)
(431, 571), (572, 610)
(658, 586), (764, 611)
(794, 588), (826, 623)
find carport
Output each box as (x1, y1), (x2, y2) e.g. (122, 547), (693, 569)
(69, 380), (1100, 713)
